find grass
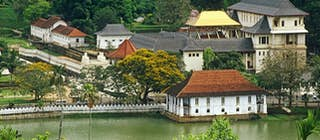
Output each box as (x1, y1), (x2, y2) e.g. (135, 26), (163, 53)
(41, 48), (63, 56)
(0, 7), (27, 29)
(0, 96), (34, 105)
(261, 114), (305, 121)
(129, 23), (174, 33)
(0, 37), (36, 49)
(0, 75), (11, 82)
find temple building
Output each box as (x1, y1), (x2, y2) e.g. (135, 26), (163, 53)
(228, 0), (309, 72)
(165, 70), (268, 122)
(95, 24), (134, 49)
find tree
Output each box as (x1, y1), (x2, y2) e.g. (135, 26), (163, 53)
(155, 0), (191, 27)
(203, 50), (246, 72)
(309, 55), (320, 107)
(176, 118), (238, 140)
(0, 43), (23, 85)
(203, 48), (217, 70)
(23, 0), (51, 22)
(81, 83), (99, 140)
(258, 51), (305, 108)
(116, 49), (185, 103)
(93, 7), (120, 31)
(297, 109), (320, 140)
(15, 62), (53, 100)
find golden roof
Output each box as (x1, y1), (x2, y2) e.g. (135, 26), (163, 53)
(186, 11), (240, 27)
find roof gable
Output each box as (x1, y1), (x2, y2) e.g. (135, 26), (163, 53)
(52, 25), (86, 37)
(186, 11), (240, 27)
(241, 16), (271, 34)
(31, 16), (63, 28)
(167, 70), (267, 97)
(228, 0), (308, 16)
(95, 24), (133, 36)
(107, 39), (137, 59)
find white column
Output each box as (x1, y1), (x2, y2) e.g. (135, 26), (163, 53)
(263, 95), (267, 113)
(179, 98), (184, 117)
(245, 53), (248, 69)
(166, 95), (168, 111)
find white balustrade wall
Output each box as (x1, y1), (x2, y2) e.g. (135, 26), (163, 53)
(19, 48), (83, 73)
(0, 104), (166, 115)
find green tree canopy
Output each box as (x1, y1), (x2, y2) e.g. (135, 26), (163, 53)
(93, 7), (120, 31)
(15, 62), (53, 100)
(116, 49), (185, 102)
(258, 51), (305, 107)
(23, 0), (51, 22)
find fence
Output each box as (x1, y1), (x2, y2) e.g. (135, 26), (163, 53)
(0, 103), (166, 115)
(19, 48), (83, 73)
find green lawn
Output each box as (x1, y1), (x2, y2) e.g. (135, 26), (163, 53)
(0, 7), (27, 29)
(0, 75), (11, 82)
(0, 37), (36, 49)
(261, 114), (305, 121)
(129, 23), (174, 33)
(0, 96), (34, 105)
(41, 48), (63, 56)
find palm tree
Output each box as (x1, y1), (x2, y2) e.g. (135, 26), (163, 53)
(0, 126), (20, 140)
(81, 83), (99, 140)
(51, 66), (65, 140)
(297, 110), (320, 140)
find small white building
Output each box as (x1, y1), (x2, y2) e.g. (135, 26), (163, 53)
(30, 16), (67, 43)
(166, 70), (268, 121)
(51, 25), (87, 47)
(95, 24), (134, 49)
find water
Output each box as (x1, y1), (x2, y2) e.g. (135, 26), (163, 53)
(2, 114), (320, 140)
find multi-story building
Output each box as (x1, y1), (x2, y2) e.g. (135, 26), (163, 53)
(228, 0), (309, 72)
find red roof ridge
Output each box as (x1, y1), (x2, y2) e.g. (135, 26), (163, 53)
(108, 39), (137, 59)
(52, 25), (86, 37)
(174, 70), (267, 97)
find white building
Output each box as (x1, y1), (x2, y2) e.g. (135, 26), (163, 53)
(51, 25), (87, 47)
(228, 0), (309, 72)
(166, 70), (268, 121)
(95, 24), (134, 49)
(30, 16), (67, 43)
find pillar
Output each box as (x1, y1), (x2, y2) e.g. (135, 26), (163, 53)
(179, 98), (184, 117)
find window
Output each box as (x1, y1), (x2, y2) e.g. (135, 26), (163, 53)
(258, 51), (261, 56)
(248, 96), (252, 104)
(236, 96), (240, 106)
(189, 53), (191, 57)
(206, 97), (210, 106)
(207, 109), (210, 113)
(76, 38), (79, 43)
(263, 51), (265, 56)
(195, 98), (199, 106)
(236, 107), (240, 112)
(112, 39), (115, 42)
(248, 107), (252, 111)
(119, 39), (123, 42)
(196, 53), (199, 57)
(195, 109), (199, 113)
(281, 21), (285, 27)
(221, 97), (225, 106)
(221, 108), (225, 112)
(259, 37), (269, 44)
(294, 20), (298, 26)
(274, 20), (278, 27)
(193, 53), (195, 57)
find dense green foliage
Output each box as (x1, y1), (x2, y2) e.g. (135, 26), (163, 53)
(258, 51), (305, 107)
(296, 110), (320, 140)
(176, 118), (238, 140)
(203, 48), (245, 71)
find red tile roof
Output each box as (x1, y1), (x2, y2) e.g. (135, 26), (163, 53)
(31, 16), (62, 28)
(107, 39), (137, 59)
(52, 25), (87, 37)
(167, 70), (267, 97)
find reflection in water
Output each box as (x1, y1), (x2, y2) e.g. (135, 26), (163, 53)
(3, 115), (320, 140)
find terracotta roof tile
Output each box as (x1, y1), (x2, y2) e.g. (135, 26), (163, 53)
(107, 39), (137, 59)
(31, 16), (62, 28)
(52, 25), (87, 37)
(167, 70), (267, 97)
